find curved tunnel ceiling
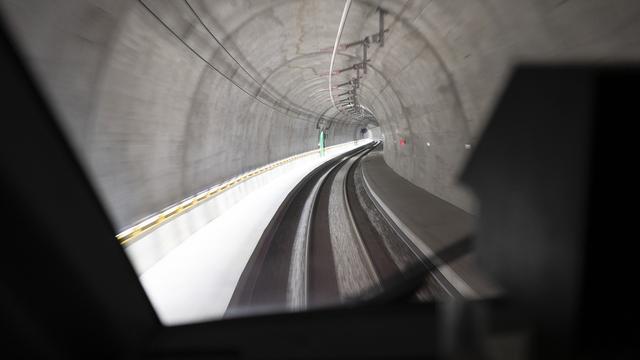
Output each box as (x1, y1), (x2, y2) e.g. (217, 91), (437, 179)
(1, 0), (639, 229)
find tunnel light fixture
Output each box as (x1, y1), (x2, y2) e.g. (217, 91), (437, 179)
(427, 142), (431, 147)
(465, 144), (472, 149)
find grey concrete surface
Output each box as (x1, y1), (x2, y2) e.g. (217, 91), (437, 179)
(2, 0), (639, 227)
(361, 151), (500, 297)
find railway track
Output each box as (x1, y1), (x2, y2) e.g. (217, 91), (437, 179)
(226, 141), (460, 317)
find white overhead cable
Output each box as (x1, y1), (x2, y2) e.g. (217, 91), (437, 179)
(328, 0), (353, 121)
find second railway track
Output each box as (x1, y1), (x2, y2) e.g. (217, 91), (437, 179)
(226, 141), (458, 317)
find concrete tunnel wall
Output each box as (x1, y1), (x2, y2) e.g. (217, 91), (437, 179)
(2, 0), (640, 229)
(0, 0), (361, 230)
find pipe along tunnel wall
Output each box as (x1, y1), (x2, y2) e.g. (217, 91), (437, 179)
(2, 0), (640, 230)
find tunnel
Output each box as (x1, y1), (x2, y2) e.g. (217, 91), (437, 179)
(1, 0), (640, 358)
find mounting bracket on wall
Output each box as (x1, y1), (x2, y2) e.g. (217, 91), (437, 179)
(371, 8), (386, 47)
(328, 2), (388, 125)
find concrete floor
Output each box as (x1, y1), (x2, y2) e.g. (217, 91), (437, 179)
(138, 141), (367, 325)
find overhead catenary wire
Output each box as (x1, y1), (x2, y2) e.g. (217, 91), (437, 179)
(184, 0), (324, 119)
(138, 0), (355, 126)
(138, 0), (300, 121)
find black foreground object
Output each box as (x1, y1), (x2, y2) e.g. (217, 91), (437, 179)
(461, 65), (640, 359)
(1, 16), (639, 359)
